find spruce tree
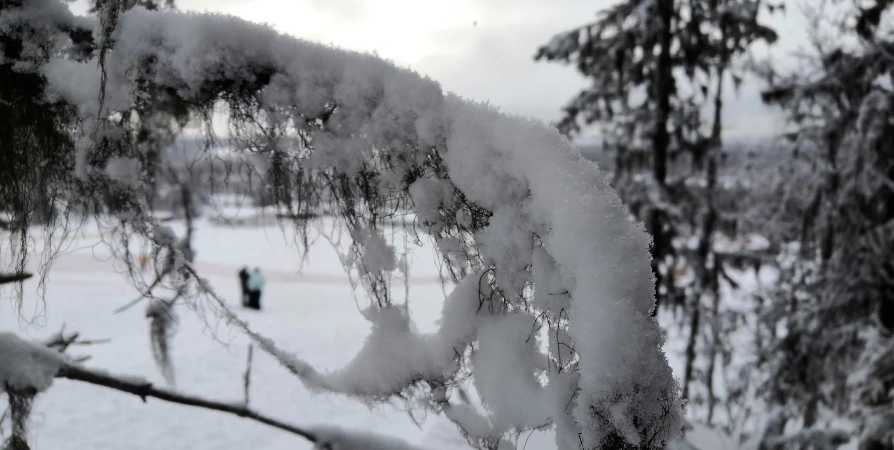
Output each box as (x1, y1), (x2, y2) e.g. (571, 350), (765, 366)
(757, 1), (894, 446)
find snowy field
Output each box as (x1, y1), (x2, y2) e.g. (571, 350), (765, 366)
(0, 216), (555, 450)
(1, 214), (768, 449)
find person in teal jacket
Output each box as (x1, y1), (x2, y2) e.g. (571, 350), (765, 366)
(246, 267), (266, 310)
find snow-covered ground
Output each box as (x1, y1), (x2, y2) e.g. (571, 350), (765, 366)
(1, 214), (757, 449)
(0, 217), (557, 450)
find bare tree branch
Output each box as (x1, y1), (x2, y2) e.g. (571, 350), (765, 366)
(0, 407), (8, 439)
(43, 325), (110, 363)
(0, 273), (32, 285)
(32, 328), (424, 449)
(55, 363), (318, 443)
(113, 292), (155, 315)
(44, 326), (111, 351)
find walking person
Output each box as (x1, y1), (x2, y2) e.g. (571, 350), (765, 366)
(246, 267), (266, 310)
(238, 266), (250, 307)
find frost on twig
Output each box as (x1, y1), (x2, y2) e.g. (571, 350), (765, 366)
(5, 387), (35, 450)
(146, 298), (177, 387)
(109, 220), (191, 384)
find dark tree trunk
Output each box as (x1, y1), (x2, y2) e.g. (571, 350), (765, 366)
(649, 0), (674, 316)
(654, 0), (674, 187)
(682, 301), (701, 402)
(704, 61), (724, 424)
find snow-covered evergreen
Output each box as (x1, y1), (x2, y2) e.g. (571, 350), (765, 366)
(755, 2), (894, 446)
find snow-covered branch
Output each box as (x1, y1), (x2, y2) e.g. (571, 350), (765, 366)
(2, 331), (430, 450)
(55, 363), (318, 442)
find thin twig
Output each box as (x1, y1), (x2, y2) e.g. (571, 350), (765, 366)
(243, 344), (254, 406)
(113, 275), (167, 314)
(56, 363), (318, 443)
(45, 332), (111, 351)
(70, 338), (112, 346)
(182, 265), (337, 393)
(0, 407), (8, 435)
(112, 295), (147, 314)
(44, 326), (110, 362)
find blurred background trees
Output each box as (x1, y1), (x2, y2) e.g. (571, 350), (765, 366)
(539, 0), (894, 448)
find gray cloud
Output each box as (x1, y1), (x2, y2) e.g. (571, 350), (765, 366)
(409, 0), (605, 125)
(416, 21), (588, 124)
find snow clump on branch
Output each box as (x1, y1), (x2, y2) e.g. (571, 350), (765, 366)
(0, 332), (65, 393)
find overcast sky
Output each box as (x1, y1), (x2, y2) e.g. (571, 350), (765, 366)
(75, 0), (812, 143)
